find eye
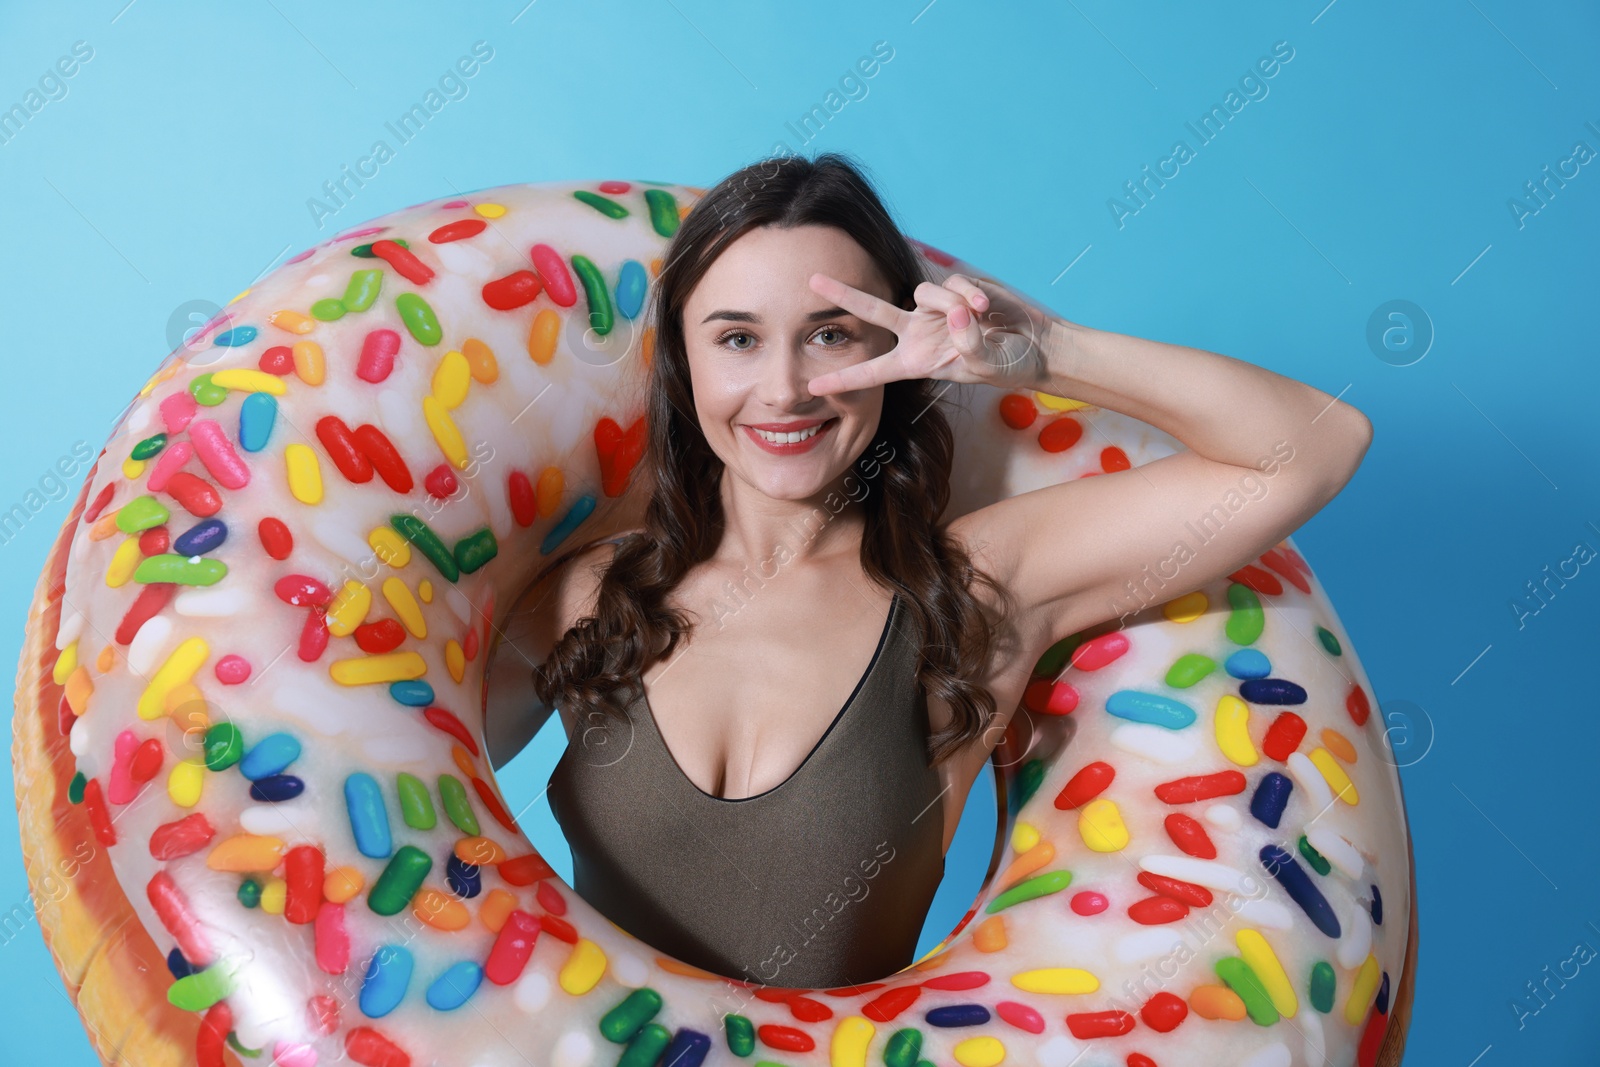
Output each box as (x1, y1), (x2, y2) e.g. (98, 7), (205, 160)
(812, 325), (855, 348)
(714, 329), (755, 351)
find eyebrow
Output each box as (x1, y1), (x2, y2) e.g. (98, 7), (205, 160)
(699, 306), (853, 325)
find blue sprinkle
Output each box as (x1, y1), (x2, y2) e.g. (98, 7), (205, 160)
(173, 518), (228, 557)
(389, 680), (434, 707)
(541, 493), (596, 556)
(1370, 883), (1383, 926)
(425, 961), (484, 1011)
(1249, 772), (1294, 829)
(660, 1030), (711, 1066)
(1105, 689), (1196, 730)
(1239, 677), (1308, 705)
(1376, 971), (1390, 1014)
(1260, 844), (1341, 938)
(360, 944), (413, 1018)
(1224, 649), (1271, 679)
(239, 393), (277, 452)
(926, 1003), (991, 1027)
(445, 853), (481, 899)
(212, 325), (258, 347)
(166, 947), (194, 980)
(249, 774), (305, 802)
(345, 772), (392, 858)
(615, 259), (648, 319)
(239, 733), (301, 780)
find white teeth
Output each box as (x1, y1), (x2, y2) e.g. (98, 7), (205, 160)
(752, 423), (823, 445)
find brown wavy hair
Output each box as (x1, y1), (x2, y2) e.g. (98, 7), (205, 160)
(533, 151), (1008, 767)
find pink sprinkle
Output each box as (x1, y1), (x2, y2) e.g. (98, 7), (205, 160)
(272, 1042), (317, 1067)
(336, 225), (386, 242)
(442, 199), (469, 208)
(598, 180), (631, 194)
(145, 439), (194, 493)
(215, 655), (252, 685)
(1071, 891), (1109, 916)
(189, 419), (250, 489)
(356, 329), (401, 383)
(159, 392), (198, 435)
(108, 729), (139, 805)
(314, 901), (349, 974)
(286, 247), (316, 265)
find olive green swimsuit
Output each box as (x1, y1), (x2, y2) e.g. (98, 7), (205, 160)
(546, 591), (947, 989)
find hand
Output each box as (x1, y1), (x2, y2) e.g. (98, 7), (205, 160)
(805, 270), (1056, 396)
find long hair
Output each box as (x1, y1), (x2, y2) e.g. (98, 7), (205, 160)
(534, 151), (1007, 766)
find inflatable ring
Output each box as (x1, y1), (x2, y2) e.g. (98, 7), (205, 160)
(15, 178), (1415, 1067)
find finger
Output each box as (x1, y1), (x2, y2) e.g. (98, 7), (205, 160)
(946, 303), (987, 360)
(913, 280), (971, 317)
(941, 273), (990, 311)
(806, 353), (901, 397)
(808, 273), (907, 333)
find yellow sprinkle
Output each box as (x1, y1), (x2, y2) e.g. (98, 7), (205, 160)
(137, 637), (209, 720)
(329, 651), (427, 686)
(326, 580), (372, 637)
(528, 308), (561, 365)
(1035, 391), (1091, 412)
(1078, 797), (1129, 852)
(461, 337), (499, 382)
(829, 1017), (875, 1064)
(445, 639), (465, 684)
(1236, 929), (1297, 1017)
(269, 308), (315, 335)
(1309, 747), (1359, 805)
(369, 527), (412, 568)
(473, 202), (506, 218)
(206, 833), (285, 872)
(167, 757), (204, 807)
(1011, 967), (1099, 995)
(138, 362), (181, 398)
(381, 577), (427, 639)
(1345, 952), (1380, 1025)
(454, 836), (506, 866)
(479, 888), (516, 933)
(536, 466), (563, 517)
(106, 537), (142, 587)
(65, 665), (93, 716)
(432, 350), (471, 409)
(292, 340), (326, 385)
(412, 888), (470, 931)
(52, 641), (78, 686)
(1009, 820), (1040, 853)
(260, 877), (287, 915)
(121, 456), (146, 480)
(1164, 590), (1208, 622)
(558, 938), (606, 994)
(228, 287), (250, 304)
(1214, 694), (1258, 766)
(324, 866), (365, 904)
(209, 369), (288, 395)
(419, 580), (433, 604)
(952, 1036), (1006, 1067)
(285, 443), (323, 504)
(422, 395), (469, 470)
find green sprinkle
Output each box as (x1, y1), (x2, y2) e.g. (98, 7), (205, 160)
(1010, 758), (1046, 815)
(395, 292), (442, 345)
(1309, 959), (1337, 1013)
(352, 237), (408, 257)
(189, 373), (228, 407)
(985, 869), (1072, 914)
(341, 269), (383, 313)
(600, 987), (663, 1043)
(226, 1032), (265, 1057)
(570, 254), (614, 336)
(204, 722), (244, 771)
(397, 772), (437, 830)
(452, 527), (498, 575)
(167, 957), (240, 1010)
(1224, 583), (1264, 645)
(724, 1015), (755, 1056)
(644, 188), (679, 238)
(573, 189), (629, 219)
(1298, 834), (1331, 876)
(884, 1027), (924, 1067)
(367, 844), (433, 916)
(1316, 625), (1343, 656)
(237, 877), (261, 908)
(438, 774), (479, 835)
(1215, 956), (1279, 1025)
(617, 1023), (671, 1067)
(309, 297), (346, 321)
(130, 433), (168, 461)
(68, 771), (86, 804)
(115, 495), (170, 534)
(1165, 652), (1216, 688)
(390, 514), (459, 582)
(133, 554), (228, 587)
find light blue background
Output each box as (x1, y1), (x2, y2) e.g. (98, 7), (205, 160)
(3, 1), (1596, 1063)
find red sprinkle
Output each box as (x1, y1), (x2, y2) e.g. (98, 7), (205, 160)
(1023, 677), (1079, 715)
(1260, 545), (1313, 594)
(308, 993), (340, 1034)
(259, 516), (294, 559)
(921, 971), (990, 991)
(355, 618), (407, 654)
(598, 180), (631, 194)
(484, 910), (540, 985)
(371, 239), (435, 285)
(1229, 563), (1283, 596)
(1066, 1010), (1136, 1040)
(214, 654), (251, 685)
(996, 999), (1046, 1033)
(148, 870), (212, 964)
(1102, 446), (1131, 472)
(357, 329), (403, 384)
(352, 424), (414, 493)
(1071, 632), (1130, 671)
(84, 483), (116, 523)
(424, 706), (479, 756)
(138, 525), (170, 556)
(149, 813), (215, 860)
(1154, 770), (1247, 805)
(317, 416), (375, 483)
(538, 913), (577, 943)
(1262, 711), (1308, 761)
(276, 575), (334, 608)
(785, 994), (833, 1023)
(756, 1025), (815, 1053)
(424, 464), (459, 499)
(315, 900), (349, 974)
(499, 852), (556, 886)
(998, 393), (1036, 430)
(1055, 761), (1116, 810)
(529, 243), (577, 306)
(862, 985), (920, 1021)
(1038, 416), (1083, 453)
(285, 845), (324, 925)
(1357, 1006), (1388, 1067)
(508, 470), (537, 527)
(116, 582), (177, 644)
(82, 777), (115, 846)
(298, 608), (330, 662)
(346, 1026), (411, 1067)
(1164, 813), (1217, 859)
(1128, 1055), (1160, 1067)
(482, 270), (544, 311)
(164, 472), (222, 517)
(1071, 891), (1109, 916)
(535, 878), (566, 916)
(1137, 871), (1213, 907)
(196, 1002), (232, 1067)
(129, 737), (164, 783)
(594, 416), (646, 497)
(1140, 990), (1189, 1033)
(259, 345), (295, 374)
(428, 219), (486, 244)
(1128, 895), (1189, 925)
(1347, 684), (1372, 727)
(472, 776), (519, 833)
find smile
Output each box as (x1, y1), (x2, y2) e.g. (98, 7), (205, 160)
(742, 418), (836, 455)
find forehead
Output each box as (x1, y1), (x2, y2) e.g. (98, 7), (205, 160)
(685, 224), (890, 317)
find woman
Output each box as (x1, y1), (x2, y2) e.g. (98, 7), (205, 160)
(515, 152), (1372, 990)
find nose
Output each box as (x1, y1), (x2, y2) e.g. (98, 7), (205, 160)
(755, 340), (815, 410)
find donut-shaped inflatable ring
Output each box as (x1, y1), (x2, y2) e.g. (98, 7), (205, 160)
(15, 178), (1415, 1067)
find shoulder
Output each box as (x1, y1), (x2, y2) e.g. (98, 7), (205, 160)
(550, 529), (640, 635)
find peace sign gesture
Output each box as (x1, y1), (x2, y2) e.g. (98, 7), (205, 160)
(805, 270), (1056, 396)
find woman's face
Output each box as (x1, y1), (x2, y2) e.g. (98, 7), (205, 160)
(681, 223), (898, 504)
